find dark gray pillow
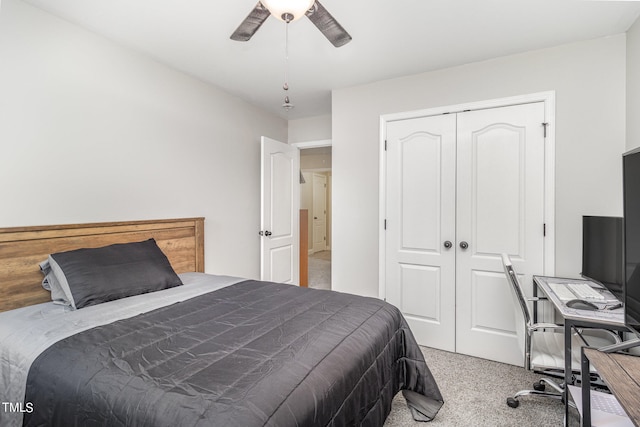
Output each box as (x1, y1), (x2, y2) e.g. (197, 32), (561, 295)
(47, 238), (183, 309)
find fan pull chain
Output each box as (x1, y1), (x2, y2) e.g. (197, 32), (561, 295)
(282, 14), (294, 110)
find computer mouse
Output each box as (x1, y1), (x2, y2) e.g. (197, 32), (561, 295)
(566, 299), (599, 311)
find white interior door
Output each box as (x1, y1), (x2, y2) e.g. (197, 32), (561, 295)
(312, 173), (327, 253)
(455, 102), (545, 365)
(260, 136), (300, 284)
(385, 114), (457, 351)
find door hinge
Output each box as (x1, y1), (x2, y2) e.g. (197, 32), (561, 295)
(543, 223), (546, 237)
(384, 140), (387, 151)
(384, 219), (387, 230)
(542, 122), (549, 138)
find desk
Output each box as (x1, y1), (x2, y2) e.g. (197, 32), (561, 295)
(580, 348), (640, 426)
(533, 276), (626, 426)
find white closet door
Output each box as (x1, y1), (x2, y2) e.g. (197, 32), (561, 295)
(384, 101), (547, 364)
(455, 102), (546, 365)
(385, 114), (457, 351)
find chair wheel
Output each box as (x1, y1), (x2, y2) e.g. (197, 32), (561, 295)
(507, 397), (520, 408)
(533, 382), (546, 391)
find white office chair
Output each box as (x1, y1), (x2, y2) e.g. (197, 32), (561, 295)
(501, 254), (620, 408)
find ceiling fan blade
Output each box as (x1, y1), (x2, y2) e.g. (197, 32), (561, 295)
(305, 1), (352, 47)
(230, 2), (271, 42)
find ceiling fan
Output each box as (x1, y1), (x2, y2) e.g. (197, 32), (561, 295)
(230, 0), (352, 48)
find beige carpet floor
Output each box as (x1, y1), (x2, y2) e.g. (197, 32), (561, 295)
(384, 346), (579, 426)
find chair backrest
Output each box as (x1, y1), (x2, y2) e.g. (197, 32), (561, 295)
(501, 254), (532, 363)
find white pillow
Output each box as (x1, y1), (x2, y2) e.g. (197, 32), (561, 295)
(39, 259), (74, 307)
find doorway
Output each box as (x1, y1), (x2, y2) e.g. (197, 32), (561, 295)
(298, 142), (332, 290)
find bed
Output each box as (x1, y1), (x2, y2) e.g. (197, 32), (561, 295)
(0, 218), (443, 427)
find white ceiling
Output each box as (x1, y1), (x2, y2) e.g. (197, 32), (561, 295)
(20, 0), (640, 120)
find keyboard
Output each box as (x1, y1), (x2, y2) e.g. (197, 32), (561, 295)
(567, 283), (605, 300)
(548, 282), (605, 301)
(548, 283), (577, 301)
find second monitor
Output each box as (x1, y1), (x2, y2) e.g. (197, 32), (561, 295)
(582, 215), (624, 299)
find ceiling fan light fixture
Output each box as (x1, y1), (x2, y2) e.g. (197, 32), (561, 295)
(260, 0), (315, 22)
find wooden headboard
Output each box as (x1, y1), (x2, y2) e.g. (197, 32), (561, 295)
(0, 217), (204, 312)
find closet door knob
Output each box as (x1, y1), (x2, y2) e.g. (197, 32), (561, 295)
(444, 241), (452, 249)
(459, 241), (469, 250)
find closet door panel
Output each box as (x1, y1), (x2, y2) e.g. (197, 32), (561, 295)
(474, 125), (523, 255)
(385, 114), (457, 352)
(455, 102), (546, 366)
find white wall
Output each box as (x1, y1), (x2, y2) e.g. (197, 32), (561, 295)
(332, 35), (627, 297)
(0, 0), (287, 279)
(288, 114), (331, 143)
(628, 16), (640, 151)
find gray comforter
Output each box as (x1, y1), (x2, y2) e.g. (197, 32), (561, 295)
(23, 280), (443, 426)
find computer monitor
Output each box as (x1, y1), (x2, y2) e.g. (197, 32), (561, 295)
(582, 216), (623, 299)
(623, 147), (640, 339)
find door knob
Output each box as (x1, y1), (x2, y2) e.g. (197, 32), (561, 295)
(265, 230), (272, 237)
(459, 241), (469, 249)
(444, 241), (452, 249)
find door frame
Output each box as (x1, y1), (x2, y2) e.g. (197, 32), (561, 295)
(378, 91), (556, 300)
(292, 139), (332, 150)
(292, 138), (333, 264)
